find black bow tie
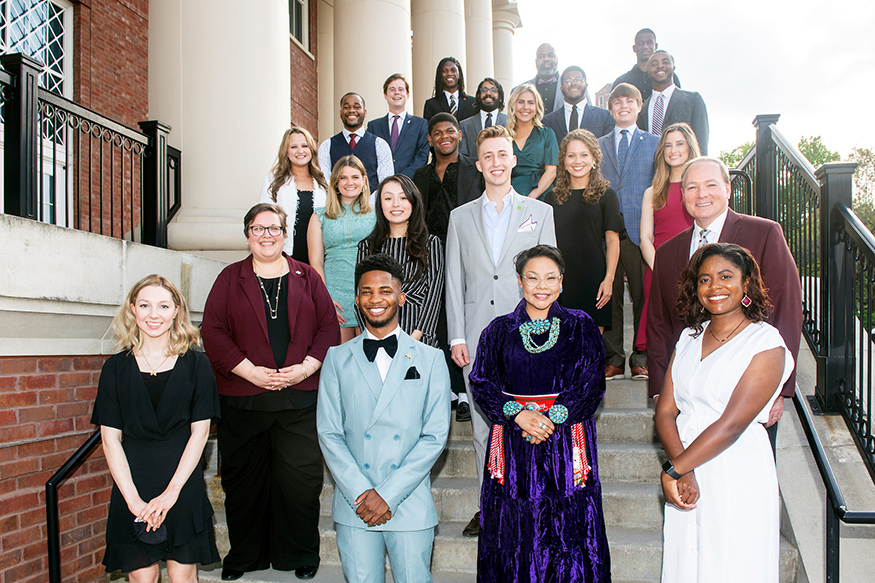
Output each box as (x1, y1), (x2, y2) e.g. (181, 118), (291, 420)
(363, 335), (398, 362)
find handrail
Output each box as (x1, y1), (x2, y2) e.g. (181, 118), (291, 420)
(770, 124), (821, 195)
(738, 142), (757, 169)
(45, 430), (102, 583)
(836, 203), (875, 268)
(0, 67), (13, 87)
(38, 89), (149, 144)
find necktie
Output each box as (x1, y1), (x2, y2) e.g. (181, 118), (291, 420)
(617, 129), (629, 168)
(698, 228), (710, 249)
(485, 112), (493, 128)
(569, 104), (579, 131)
(449, 95), (457, 116)
(363, 336), (398, 361)
(348, 133), (357, 150)
(390, 115), (400, 151)
(652, 94), (665, 137)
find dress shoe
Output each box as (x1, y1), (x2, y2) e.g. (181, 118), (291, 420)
(221, 567), (244, 581)
(605, 364), (625, 380)
(295, 566), (319, 580)
(631, 365), (649, 380)
(462, 511), (480, 537)
(456, 401), (471, 422)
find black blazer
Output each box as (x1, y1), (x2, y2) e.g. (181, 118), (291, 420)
(637, 88), (709, 154)
(422, 93), (477, 123)
(542, 102), (615, 147)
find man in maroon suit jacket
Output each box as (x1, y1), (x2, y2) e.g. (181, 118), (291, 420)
(647, 157), (802, 433)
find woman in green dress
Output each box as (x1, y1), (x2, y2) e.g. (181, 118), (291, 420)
(307, 155), (376, 343)
(507, 83), (559, 200)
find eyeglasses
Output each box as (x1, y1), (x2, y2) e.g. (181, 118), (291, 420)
(480, 87), (499, 94)
(248, 225), (284, 237)
(522, 274), (562, 288)
(562, 77), (586, 86)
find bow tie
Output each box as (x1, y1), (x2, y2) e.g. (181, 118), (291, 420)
(537, 76), (558, 85)
(363, 335), (398, 362)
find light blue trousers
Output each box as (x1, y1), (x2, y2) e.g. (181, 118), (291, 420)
(334, 524), (434, 583)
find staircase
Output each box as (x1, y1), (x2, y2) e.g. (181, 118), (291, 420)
(194, 297), (799, 582)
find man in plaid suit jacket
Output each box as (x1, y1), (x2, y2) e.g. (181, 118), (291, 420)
(597, 83), (659, 382)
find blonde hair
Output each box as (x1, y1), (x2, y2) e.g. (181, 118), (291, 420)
(553, 130), (610, 205)
(113, 274), (200, 355)
(651, 122), (701, 210)
(325, 155), (372, 220)
(506, 83), (545, 136)
(268, 126), (328, 200)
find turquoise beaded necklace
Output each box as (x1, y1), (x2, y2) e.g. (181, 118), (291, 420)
(519, 317), (561, 353)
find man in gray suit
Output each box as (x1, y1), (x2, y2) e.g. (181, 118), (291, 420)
(637, 50), (709, 154)
(542, 66), (614, 146)
(445, 124), (556, 537)
(459, 78), (508, 158)
(520, 43), (563, 114)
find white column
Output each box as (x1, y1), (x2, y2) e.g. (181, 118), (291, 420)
(463, 0), (493, 87)
(492, 2), (521, 95)
(317, 0), (335, 142)
(411, 0), (466, 117)
(334, 0), (412, 134)
(149, 0), (291, 260)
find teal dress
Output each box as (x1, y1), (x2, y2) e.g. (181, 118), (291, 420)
(316, 202), (376, 328)
(512, 125), (559, 199)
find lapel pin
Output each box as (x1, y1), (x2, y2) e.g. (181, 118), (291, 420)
(295, 270), (302, 275)
(405, 353), (412, 360)
(516, 205), (522, 210)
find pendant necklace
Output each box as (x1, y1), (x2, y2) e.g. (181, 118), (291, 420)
(519, 317), (561, 353)
(708, 317), (746, 343)
(139, 353), (170, 376)
(256, 273), (282, 320)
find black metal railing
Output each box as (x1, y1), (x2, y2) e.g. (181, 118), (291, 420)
(743, 114), (875, 581)
(45, 430), (102, 583)
(1, 52), (179, 247)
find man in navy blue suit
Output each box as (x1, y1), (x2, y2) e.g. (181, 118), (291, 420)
(367, 74), (430, 179)
(542, 66), (614, 146)
(597, 83), (659, 382)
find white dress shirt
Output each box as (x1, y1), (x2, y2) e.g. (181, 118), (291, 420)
(612, 124), (639, 157)
(364, 325), (401, 382)
(648, 84), (676, 129)
(482, 190), (514, 266)
(563, 99), (586, 131)
(689, 209), (729, 258)
(479, 109), (498, 129)
(444, 90), (460, 110)
(317, 128), (394, 202)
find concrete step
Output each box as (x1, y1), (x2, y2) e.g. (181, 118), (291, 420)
(602, 379), (651, 409)
(597, 443), (664, 482)
(594, 407), (656, 444)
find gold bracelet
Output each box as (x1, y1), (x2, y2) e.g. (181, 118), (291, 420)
(301, 361), (309, 379)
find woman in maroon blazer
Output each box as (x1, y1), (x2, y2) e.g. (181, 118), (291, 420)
(202, 202), (340, 581)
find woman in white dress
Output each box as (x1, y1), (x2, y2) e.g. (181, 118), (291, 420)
(655, 243), (794, 583)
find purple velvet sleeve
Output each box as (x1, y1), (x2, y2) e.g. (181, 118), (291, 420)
(469, 317), (517, 426)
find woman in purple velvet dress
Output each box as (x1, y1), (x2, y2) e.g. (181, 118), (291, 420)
(469, 245), (610, 583)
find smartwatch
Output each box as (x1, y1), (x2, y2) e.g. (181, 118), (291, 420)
(662, 459), (683, 480)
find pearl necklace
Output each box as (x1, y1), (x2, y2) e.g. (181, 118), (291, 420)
(519, 318), (561, 353)
(256, 274), (282, 320)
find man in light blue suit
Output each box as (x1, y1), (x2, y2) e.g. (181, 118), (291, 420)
(367, 74), (430, 179)
(317, 254), (450, 583)
(597, 83), (659, 383)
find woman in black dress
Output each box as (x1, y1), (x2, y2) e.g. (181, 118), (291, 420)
(259, 126), (329, 263)
(357, 174), (444, 347)
(92, 274), (220, 583)
(547, 129), (623, 332)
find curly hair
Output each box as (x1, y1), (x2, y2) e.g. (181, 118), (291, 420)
(267, 126), (328, 201)
(363, 174), (430, 281)
(552, 130), (610, 205)
(676, 243), (772, 337)
(112, 274), (200, 355)
(355, 253), (404, 291)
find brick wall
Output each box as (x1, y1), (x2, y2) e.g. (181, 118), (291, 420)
(73, 0), (149, 131)
(290, 0), (319, 138)
(0, 356), (111, 583)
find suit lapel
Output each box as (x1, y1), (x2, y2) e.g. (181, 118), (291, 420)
(470, 194), (491, 259)
(282, 257), (304, 365)
(367, 332), (417, 429)
(718, 209), (741, 242)
(497, 193), (527, 267)
(240, 260), (270, 343)
(350, 336), (384, 400)
(602, 133), (619, 177)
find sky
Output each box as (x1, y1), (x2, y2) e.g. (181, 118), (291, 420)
(509, 0), (875, 158)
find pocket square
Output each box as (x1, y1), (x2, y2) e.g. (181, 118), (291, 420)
(404, 366), (421, 380)
(517, 214), (537, 233)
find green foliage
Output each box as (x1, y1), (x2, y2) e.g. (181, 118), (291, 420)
(798, 136), (840, 168)
(719, 141), (754, 168)
(849, 146), (875, 232)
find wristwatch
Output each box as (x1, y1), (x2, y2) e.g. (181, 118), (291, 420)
(662, 459), (683, 480)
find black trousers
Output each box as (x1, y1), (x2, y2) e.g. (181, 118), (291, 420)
(437, 291), (466, 396)
(217, 404), (323, 572)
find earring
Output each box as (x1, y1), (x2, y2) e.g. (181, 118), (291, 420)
(560, 287), (564, 293)
(741, 294), (752, 308)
